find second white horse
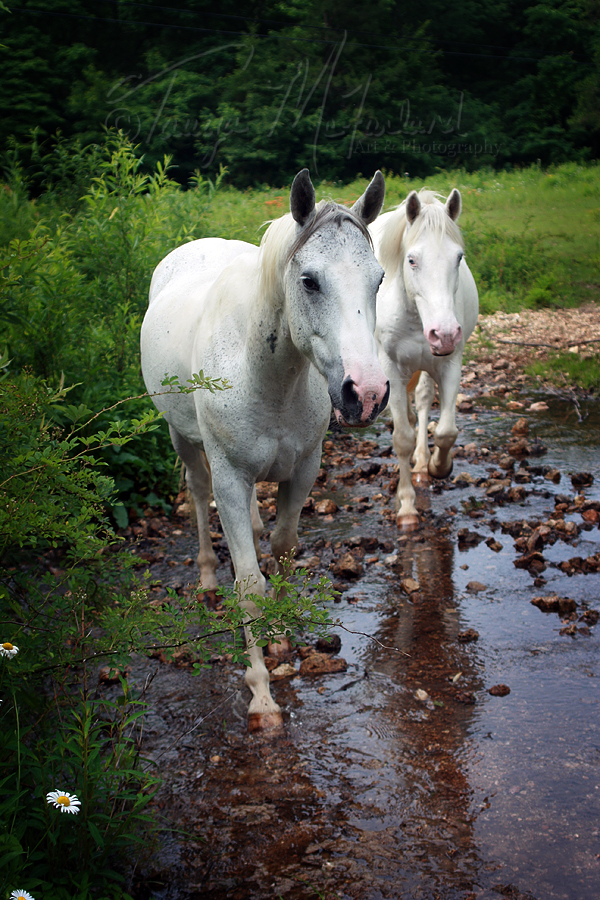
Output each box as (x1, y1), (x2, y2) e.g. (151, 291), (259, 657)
(371, 189), (479, 527)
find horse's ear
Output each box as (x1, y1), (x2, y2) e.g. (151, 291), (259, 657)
(290, 168), (316, 227)
(405, 190), (421, 225)
(351, 170), (385, 225)
(445, 188), (461, 222)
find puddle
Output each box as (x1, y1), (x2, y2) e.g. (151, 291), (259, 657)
(123, 394), (600, 900)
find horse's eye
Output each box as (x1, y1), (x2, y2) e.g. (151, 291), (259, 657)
(407, 256), (417, 268)
(457, 252), (464, 265)
(301, 275), (319, 293)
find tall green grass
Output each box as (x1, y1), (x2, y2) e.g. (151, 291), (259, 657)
(203, 162), (600, 317)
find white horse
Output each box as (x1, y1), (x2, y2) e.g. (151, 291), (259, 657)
(141, 169), (389, 731)
(370, 189), (479, 528)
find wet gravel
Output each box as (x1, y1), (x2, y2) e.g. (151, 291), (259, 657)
(113, 360), (600, 900)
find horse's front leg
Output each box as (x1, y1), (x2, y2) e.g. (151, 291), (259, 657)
(384, 364), (419, 527)
(428, 360), (461, 479)
(267, 452), (322, 657)
(412, 371), (436, 476)
(211, 470), (282, 732)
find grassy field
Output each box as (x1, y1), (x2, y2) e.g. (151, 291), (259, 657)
(208, 162), (600, 316)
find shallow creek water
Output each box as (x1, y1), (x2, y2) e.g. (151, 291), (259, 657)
(124, 394), (600, 900)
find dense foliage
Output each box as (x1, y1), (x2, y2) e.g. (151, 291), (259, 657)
(1, 0), (599, 186)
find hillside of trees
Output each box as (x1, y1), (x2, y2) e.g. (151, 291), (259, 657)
(1, 0), (599, 186)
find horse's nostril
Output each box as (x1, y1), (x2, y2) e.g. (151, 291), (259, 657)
(381, 381), (390, 410)
(341, 376), (359, 409)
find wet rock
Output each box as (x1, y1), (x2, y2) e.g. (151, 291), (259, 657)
(528, 438), (547, 456)
(507, 437), (530, 457)
(511, 417), (529, 436)
(458, 528), (484, 547)
(559, 622), (578, 637)
(453, 690), (476, 704)
(486, 538), (503, 553)
(514, 551), (546, 573)
(581, 609), (599, 626)
(514, 470), (531, 484)
(332, 552), (362, 579)
(492, 881), (537, 898)
(498, 454), (515, 470)
(544, 467), (561, 483)
(466, 581), (486, 593)
(488, 684), (511, 697)
(400, 577), (420, 594)
(299, 653), (348, 676)
(571, 471), (593, 488)
(531, 595), (577, 615)
(581, 508), (599, 525)
(359, 461), (381, 477)
(316, 634), (342, 654)
(270, 663), (298, 680)
(528, 401), (549, 412)
(453, 471), (477, 485)
(315, 499), (338, 516)
(457, 628), (480, 642)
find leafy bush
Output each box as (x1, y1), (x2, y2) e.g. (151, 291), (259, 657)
(1, 131), (226, 520)
(0, 371), (334, 898)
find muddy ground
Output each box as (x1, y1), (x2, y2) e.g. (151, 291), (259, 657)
(111, 312), (600, 900)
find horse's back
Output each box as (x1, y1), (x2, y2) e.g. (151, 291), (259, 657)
(141, 237), (258, 442)
(149, 237), (254, 305)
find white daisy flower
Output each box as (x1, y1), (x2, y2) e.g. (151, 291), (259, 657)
(10, 891), (36, 900)
(46, 790), (81, 814)
(1, 642), (19, 658)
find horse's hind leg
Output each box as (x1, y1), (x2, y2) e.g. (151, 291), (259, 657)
(250, 486), (263, 561)
(413, 371), (435, 476)
(169, 426), (218, 594)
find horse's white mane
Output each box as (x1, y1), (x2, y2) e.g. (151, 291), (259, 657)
(257, 211), (297, 310)
(378, 189), (464, 276)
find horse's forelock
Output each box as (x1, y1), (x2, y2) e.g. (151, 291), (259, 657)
(402, 190), (465, 252)
(258, 202), (373, 307)
(285, 202), (373, 264)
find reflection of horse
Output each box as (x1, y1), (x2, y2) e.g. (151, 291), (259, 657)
(141, 169), (389, 731)
(370, 189), (479, 527)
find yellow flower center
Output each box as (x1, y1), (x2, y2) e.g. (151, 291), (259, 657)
(2, 642), (13, 651)
(57, 795), (71, 806)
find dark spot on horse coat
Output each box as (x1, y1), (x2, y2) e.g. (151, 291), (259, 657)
(267, 331), (277, 353)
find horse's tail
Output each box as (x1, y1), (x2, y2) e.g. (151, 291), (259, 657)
(407, 370), (421, 393)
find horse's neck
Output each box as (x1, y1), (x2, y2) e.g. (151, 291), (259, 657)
(245, 292), (310, 392)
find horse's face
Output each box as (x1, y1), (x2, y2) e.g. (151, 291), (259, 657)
(403, 189), (464, 357)
(284, 170), (389, 427)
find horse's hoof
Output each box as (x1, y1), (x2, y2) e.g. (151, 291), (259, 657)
(248, 711), (284, 733)
(267, 637), (293, 658)
(428, 461), (453, 480)
(397, 514), (420, 531)
(412, 471), (430, 485)
(198, 589), (219, 609)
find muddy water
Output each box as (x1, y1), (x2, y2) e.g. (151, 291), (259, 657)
(127, 396), (600, 900)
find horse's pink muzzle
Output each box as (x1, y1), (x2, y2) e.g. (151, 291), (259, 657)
(426, 323), (463, 356)
(333, 375), (390, 427)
